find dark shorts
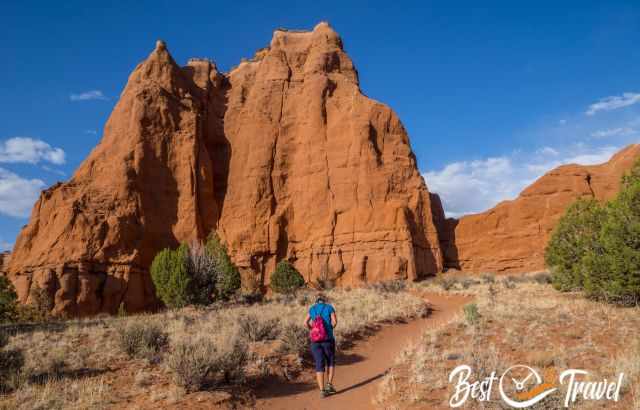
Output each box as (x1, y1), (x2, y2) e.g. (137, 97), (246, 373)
(310, 340), (336, 372)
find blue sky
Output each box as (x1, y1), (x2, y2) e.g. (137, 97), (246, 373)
(1, 1), (639, 249)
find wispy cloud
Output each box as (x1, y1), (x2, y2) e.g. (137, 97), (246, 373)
(0, 238), (12, 251)
(70, 90), (108, 101)
(84, 130), (98, 135)
(0, 137), (65, 165)
(425, 144), (620, 217)
(0, 167), (44, 218)
(590, 127), (636, 139)
(42, 165), (66, 176)
(586, 92), (640, 116)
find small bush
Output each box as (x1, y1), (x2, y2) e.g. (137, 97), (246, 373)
(436, 276), (457, 291)
(503, 279), (517, 289)
(278, 324), (309, 357)
(215, 338), (248, 384)
(166, 339), (216, 392)
(532, 272), (552, 285)
(117, 321), (169, 359)
(0, 332), (24, 393)
(463, 303), (480, 325)
(371, 280), (406, 293)
(0, 276), (18, 323)
(151, 244), (191, 308)
(186, 242), (217, 305)
(238, 314), (280, 342)
(166, 337), (248, 392)
(480, 273), (496, 284)
(270, 261), (305, 294)
(206, 234), (241, 300)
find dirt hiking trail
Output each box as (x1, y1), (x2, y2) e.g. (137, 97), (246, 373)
(254, 292), (472, 410)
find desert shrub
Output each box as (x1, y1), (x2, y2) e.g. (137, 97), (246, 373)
(238, 314), (280, 342)
(0, 331), (24, 392)
(166, 336), (248, 392)
(0, 276), (18, 323)
(436, 276), (457, 291)
(545, 199), (605, 292)
(151, 244), (191, 308)
(532, 272), (552, 284)
(270, 261), (305, 294)
(371, 280), (406, 293)
(206, 234), (241, 300)
(278, 324), (309, 357)
(502, 278), (517, 289)
(463, 303), (480, 325)
(461, 278), (480, 289)
(166, 339), (216, 392)
(28, 284), (54, 321)
(546, 160), (640, 303)
(186, 242), (217, 305)
(480, 273), (496, 284)
(117, 321), (169, 359)
(215, 338), (248, 383)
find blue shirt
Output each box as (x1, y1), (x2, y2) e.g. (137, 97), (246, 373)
(309, 302), (335, 340)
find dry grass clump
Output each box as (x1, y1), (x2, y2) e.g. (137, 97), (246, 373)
(1, 376), (111, 410)
(380, 278), (640, 409)
(116, 320), (168, 359)
(237, 314), (280, 342)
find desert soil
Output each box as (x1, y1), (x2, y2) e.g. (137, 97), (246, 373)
(253, 292), (471, 410)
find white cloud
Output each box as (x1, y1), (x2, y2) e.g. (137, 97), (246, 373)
(0, 239), (12, 251)
(0, 137), (65, 165)
(70, 90), (108, 101)
(425, 144), (620, 217)
(586, 92), (640, 116)
(0, 167), (44, 218)
(590, 127), (636, 139)
(84, 130), (98, 135)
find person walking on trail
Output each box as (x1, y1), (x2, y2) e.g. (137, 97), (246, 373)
(304, 293), (338, 398)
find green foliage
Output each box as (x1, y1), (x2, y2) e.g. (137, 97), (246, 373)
(545, 199), (605, 291)
(150, 243), (191, 309)
(0, 276), (18, 323)
(463, 303), (480, 325)
(545, 159), (640, 304)
(269, 260), (305, 294)
(206, 233), (241, 300)
(150, 234), (241, 308)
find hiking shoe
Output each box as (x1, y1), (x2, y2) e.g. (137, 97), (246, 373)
(325, 383), (337, 394)
(320, 389), (330, 398)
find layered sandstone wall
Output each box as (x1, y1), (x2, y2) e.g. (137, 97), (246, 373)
(441, 144), (640, 273)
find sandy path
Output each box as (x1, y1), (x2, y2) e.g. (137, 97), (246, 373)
(254, 292), (471, 410)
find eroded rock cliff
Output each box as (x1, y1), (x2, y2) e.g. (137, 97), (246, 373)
(441, 144), (640, 273)
(7, 23), (444, 315)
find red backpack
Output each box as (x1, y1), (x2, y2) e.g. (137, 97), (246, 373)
(309, 305), (328, 342)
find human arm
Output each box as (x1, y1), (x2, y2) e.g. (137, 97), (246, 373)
(303, 312), (311, 329)
(331, 311), (337, 328)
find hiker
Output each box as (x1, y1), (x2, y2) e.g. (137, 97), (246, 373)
(304, 293), (338, 397)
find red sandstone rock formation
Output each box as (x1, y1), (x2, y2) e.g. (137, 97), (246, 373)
(217, 23), (443, 287)
(441, 144), (640, 273)
(7, 23), (444, 315)
(6, 40), (223, 315)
